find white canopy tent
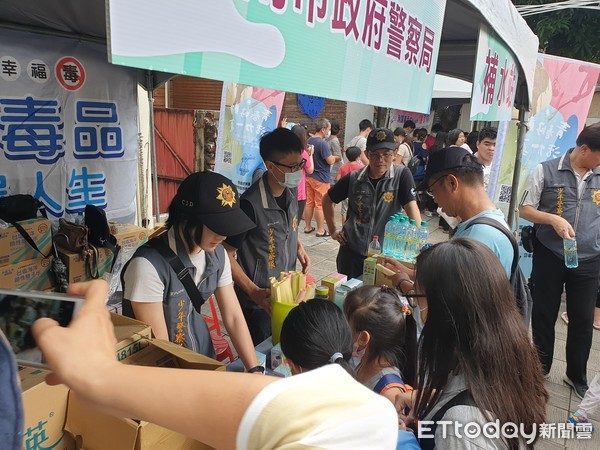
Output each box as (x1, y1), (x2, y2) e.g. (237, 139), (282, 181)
(433, 75), (472, 99)
(0, 0), (538, 227)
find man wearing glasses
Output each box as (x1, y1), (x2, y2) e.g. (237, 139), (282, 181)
(323, 128), (421, 278)
(385, 147), (513, 286)
(225, 128), (311, 345)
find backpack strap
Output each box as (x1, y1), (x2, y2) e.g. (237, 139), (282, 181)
(10, 220), (50, 258)
(418, 390), (475, 450)
(146, 238), (207, 313)
(373, 373), (407, 395)
(464, 217), (519, 276)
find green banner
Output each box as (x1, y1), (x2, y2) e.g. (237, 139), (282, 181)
(470, 25), (519, 122)
(108, 0), (447, 113)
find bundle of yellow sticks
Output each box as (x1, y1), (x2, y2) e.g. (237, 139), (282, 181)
(270, 271), (315, 304)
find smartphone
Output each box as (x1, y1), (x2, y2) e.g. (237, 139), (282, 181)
(0, 288), (84, 368)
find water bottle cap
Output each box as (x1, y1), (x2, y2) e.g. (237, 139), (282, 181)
(421, 221), (427, 227)
(410, 219), (416, 225)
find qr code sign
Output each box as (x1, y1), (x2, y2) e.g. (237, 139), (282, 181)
(224, 151), (232, 164)
(499, 184), (512, 204)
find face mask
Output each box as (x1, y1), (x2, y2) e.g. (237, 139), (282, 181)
(349, 340), (366, 369)
(278, 169), (303, 189)
(412, 305), (426, 339)
(325, 131), (331, 139)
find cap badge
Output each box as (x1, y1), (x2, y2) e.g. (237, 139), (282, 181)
(376, 130), (387, 141)
(216, 183), (236, 208)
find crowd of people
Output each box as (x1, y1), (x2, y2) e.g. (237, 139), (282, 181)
(2, 120), (600, 449)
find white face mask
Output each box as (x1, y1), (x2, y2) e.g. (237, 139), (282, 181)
(325, 130), (331, 139)
(349, 340), (366, 369)
(278, 169), (303, 189)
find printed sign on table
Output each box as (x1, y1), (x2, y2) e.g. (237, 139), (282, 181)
(470, 25), (519, 122)
(108, 0), (447, 113)
(215, 83), (285, 193)
(0, 29), (138, 223)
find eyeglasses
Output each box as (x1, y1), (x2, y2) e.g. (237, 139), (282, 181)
(425, 175), (448, 198)
(368, 151), (394, 160)
(403, 292), (427, 308)
(272, 158), (307, 172)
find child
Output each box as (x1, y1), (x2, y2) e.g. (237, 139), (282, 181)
(335, 146), (365, 224)
(568, 373), (599, 432)
(280, 298), (354, 375)
(343, 285), (416, 403)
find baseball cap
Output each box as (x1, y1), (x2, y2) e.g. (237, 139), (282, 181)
(174, 172), (256, 236)
(418, 146), (483, 191)
(366, 128), (396, 151)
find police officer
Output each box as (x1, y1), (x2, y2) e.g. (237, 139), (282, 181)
(122, 172), (261, 372)
(323, 128), (421, 278)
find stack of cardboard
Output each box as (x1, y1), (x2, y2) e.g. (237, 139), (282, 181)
(0, 218), (55, 290)
(21, 313), (220, 450)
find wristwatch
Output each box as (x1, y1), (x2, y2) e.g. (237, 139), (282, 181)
(248, 365), (265, 374)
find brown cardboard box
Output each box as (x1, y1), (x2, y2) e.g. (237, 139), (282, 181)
(111, 313), (153, 362)
(0, 256), (54, 290)
(19, 366), (75, 450)
(57, 247), (114, 284)
(0, 218), (52, 267)
(110, 223), (149, 250)
(66, 339), (222, 450)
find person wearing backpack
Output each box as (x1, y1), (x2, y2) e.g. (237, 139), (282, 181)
(121, 171), (260, 372)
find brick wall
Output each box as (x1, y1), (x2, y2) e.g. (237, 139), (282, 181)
(281, 93), (348, 148)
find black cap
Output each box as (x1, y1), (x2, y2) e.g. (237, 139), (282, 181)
(366, 128), (396, 151)
(174, 172), (255, 236)
(417, 146), (483, 190)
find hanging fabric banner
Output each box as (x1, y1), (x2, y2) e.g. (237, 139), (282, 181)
(490, 53), (600, 275)
(388, 109), (433, 131)
(108, 0), (447, 113)
(215, 83), (285, 193)
(0, 29), (138, 223)
(470, 25), (519, 122)
(297, 94), (325, 119)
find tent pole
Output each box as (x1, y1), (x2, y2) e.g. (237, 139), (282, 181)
(507, 107), (529, 231)
(146, 71), (161, 224)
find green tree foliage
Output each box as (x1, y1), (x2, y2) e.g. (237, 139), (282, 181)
(513, 0), (600, 63)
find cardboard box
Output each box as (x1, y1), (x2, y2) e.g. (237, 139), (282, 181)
(57, 246), (114, 284)
(110, 223), (149, 250)
(320, 273), (348, 301)
(111, 313), (153, 362)
(342, 278), (363, 291)
(0, 256), (54, 290)
(19, 366), (75, 450)
(0, 218), (52, 267)
(66, 339), (222, 450)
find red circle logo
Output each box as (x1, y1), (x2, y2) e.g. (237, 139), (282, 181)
(55, 56), (86, 91)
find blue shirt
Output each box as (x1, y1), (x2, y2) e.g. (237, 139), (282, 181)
(307, 137), (332, 183)
(0, 331), (23, 450)
(454, 209), (513, 277)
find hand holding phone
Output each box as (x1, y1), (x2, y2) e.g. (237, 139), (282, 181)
(0, 288), (83, 368)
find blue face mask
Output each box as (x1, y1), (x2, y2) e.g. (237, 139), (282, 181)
(279, 169), (302, 189)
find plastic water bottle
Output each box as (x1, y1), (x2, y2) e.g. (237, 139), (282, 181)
(368, 235), (381, 257)
(417, 221), (429, 255)
(563, 238), (578, 269)
(404, 219), (418, 262)
(382, 218), (396, 257)
(395, 217), (408, 260)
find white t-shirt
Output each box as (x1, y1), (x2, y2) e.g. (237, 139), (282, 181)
(236, 365), (398, 450)
(123, 228), (233, 303)
(345, 135), (367, 163)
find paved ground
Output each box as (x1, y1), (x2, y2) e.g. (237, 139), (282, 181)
(215, 205), (600, 448)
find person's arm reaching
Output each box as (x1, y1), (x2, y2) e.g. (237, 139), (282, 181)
(519, 205), (575, 240)
(403, 201), (422, 225)
(223, 243), (272, 315)
(32, 280), (276, 450)
(323, 193), (346, 246)
(214, 283), (259, 371)
(130, 302), (169, 340)
(297, 240), (311, 274)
